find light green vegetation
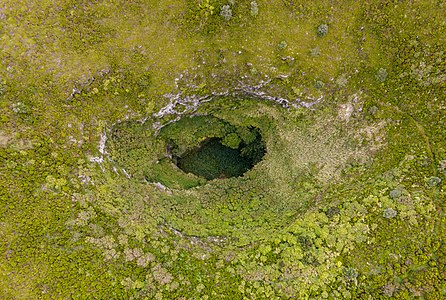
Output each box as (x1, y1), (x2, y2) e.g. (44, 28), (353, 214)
(1, 0), (445, 299)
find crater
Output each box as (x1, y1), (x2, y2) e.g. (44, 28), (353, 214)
(162, 115), (266, 181)
(175, 134), (265, 180)
(106, 113), (267, 188)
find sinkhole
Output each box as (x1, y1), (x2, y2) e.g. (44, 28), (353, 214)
(161, 115), (266, 181)
(106, 114), (267, 187)
(175, 136), (265, 180)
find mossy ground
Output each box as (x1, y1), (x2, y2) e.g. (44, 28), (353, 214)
(1, 1), (445, 299)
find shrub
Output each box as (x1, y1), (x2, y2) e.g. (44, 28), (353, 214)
(278, 41), (288, 50)
(426, 176), (441, 187)
(221, 5), (232, 21)
(11, 102), (30, 114)
(310, 47), (320, 57)
(389, 189), (402, 199)
(383, 208), (397, 219)
(222, 132), (242, 149)
(376, 68), (388, 82)
(199, 0), (215, 18)
(315, 80), (325, 89)
(250, 1), (259, 17)
(317, 24), (328, 37)
(0, 78), (5, 95)
(344, 267), (358, 282)
(439, 160), (446, 175)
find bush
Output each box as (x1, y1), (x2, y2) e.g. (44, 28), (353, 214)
(278, 41), (288, 50)
(383, 208), (397, 219)
(221, 5), (232, 21)
(426, 176), (441, 187)
(222, 132), (242, 149)
(315, 80), (325, 89)
(11, 102), (30, 114)
(250, 1), (259, 17)
(0, 78), (6, 95)
(376, 68), (388, 82)
(344, 267), (358, 282)
(389, 189), (402, 199)
(317, 24), (328, 37)
(439, 160), (446, 175)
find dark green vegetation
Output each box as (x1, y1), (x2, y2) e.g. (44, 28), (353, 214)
(176, 137), (263, 180)
(161, 115), (265, 180)
(1, 0), (445, 299)
(107, 114), (265, 186)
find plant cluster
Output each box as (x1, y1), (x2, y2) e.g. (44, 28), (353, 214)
(317, 23), (329, 37)
(220, 4), (232, 21)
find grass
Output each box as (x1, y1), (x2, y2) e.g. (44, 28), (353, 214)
(1, 0), (445, 298)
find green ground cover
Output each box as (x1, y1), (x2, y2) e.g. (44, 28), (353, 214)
(1, 0), (445, 299)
